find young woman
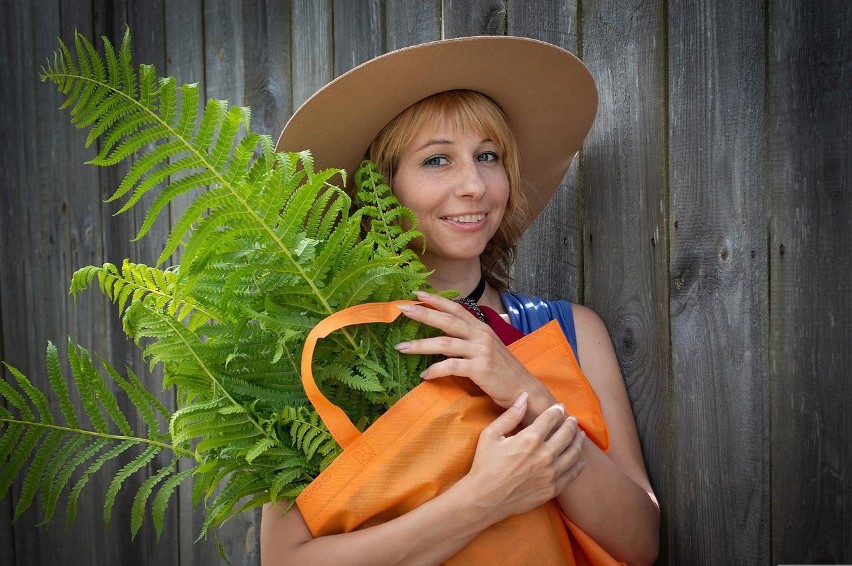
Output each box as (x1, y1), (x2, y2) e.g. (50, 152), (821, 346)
(261, 37), (660, 565)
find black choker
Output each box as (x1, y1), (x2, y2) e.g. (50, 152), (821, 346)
(464, 274), (486, 303)
(455, 274), (487, 323)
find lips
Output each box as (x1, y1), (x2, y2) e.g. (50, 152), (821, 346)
(441, 213), (486, 223)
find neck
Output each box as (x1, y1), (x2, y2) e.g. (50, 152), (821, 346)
(423, 258), (506, 314)
(424, 259), (483, 298)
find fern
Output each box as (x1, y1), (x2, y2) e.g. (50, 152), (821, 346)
(1, 26), (443, 544)
(0, 341), (188, 533)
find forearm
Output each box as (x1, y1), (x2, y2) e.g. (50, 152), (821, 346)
(557, 441), (659, 566)
(262, 479), (496, 566)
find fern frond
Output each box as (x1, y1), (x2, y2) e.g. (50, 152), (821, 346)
(71, 260), (218, 330)
(199, 472), (267, 539)
(0, 343), (189, 530)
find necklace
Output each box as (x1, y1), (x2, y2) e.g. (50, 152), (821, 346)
(464, 273), (486, 303)
(454, 273), (488, 323)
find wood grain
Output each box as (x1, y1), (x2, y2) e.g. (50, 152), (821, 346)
(332, 0), (384, 77)
(291, 0), (333, 109)
(667, 0), (770, 563)
(769, 1), (852, 563)
(385, 0), (440, 50)
(580, 0), (672, 562)
(443, 0), (506, 38)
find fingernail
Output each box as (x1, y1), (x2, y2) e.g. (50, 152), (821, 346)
(420, 369), (428, 379)
(415, 290), (430, 299)
(398, 303), (414, 313)
(394, 342), (410, 351)
(549, 403), (565, 414)
(513, 391), (529, 408)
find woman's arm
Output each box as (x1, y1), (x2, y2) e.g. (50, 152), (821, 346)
(396, 294), (660, 565)
(261, 394), (586, 566)
(554, 304), (659, 566)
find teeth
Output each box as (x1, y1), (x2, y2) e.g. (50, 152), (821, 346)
(445, 214), (485, 223)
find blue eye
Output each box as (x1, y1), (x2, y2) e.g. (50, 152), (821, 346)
(477, 151), (499, 162)
(423, 155), (448, 167)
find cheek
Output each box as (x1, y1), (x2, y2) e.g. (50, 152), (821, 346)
(492, 172), (511, 208)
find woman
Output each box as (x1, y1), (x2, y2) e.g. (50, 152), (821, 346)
(262, 36), (659, 565)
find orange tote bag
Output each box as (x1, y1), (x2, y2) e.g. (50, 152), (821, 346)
(296, 301), (622, 565)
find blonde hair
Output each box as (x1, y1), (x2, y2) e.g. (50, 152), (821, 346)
(367, 90), (527, 288)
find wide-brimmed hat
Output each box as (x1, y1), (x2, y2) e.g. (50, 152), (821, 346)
(275, 35), (597, 231)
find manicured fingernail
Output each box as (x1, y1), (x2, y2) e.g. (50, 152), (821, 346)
(513, 391), (529, 408)
(398, 303), (414, 312)
(549, 403), (565, 414)
(415, 290), (430, 299)
(394, 342), (410, 351)
(419, 369), (429, 379)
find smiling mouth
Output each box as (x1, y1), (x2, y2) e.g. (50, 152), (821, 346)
(441, 213), (486, 223)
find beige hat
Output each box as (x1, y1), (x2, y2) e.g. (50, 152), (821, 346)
(276, 35), (597, 230)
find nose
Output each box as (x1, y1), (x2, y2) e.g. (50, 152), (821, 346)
(454, 160), (487, 199)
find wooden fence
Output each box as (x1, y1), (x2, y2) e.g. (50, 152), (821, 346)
(1, 1), (849, 564)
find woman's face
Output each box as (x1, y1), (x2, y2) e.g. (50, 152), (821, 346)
(391, 118), (510, 271)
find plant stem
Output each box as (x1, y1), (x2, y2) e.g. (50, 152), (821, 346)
(0, 416), (193, 459)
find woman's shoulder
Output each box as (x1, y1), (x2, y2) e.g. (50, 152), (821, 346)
(569, 303), (607, 333)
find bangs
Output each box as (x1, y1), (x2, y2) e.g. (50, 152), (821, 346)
(409, 91), (509, 150)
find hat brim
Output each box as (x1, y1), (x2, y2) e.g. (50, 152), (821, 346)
(275, 35), (597, 231)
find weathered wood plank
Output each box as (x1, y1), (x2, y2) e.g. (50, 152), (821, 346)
(241, 0), (292, 137)
(507, 1), (582, 303)
(385, 0), (440, 50)
(204, 0), (245, 103)
(0, 0), (34, 563)
(443, 0), (505, 38)
(291, 0), (333, 110)
(667, 1), (769, 563)
(8, 1), (84, 564)
(769, 1), (852, 563)
(580, 1), (671, 562)
(332, 0), (384, 77)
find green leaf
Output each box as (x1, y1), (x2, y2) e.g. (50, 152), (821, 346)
(104, 445), (159, 525)
(152, 467), (193, 538)
(67, 439), (139, 524)
(131, 462), (175, 539)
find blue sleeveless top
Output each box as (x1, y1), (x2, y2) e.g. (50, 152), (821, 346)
(499, 291), (579, 362)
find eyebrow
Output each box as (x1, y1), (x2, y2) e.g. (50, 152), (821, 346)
(413, 137), (494, 152)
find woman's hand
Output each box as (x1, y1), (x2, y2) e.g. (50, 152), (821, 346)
(395, 292), (554, 422)
(455, 392), (586, 524)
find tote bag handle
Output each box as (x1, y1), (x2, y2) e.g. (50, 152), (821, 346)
(301, 300), (420, 449)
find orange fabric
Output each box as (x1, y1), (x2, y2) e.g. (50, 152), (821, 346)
(297, 300), (623, 565)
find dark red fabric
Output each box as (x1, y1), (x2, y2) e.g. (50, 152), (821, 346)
(479, 305), (525, 345)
